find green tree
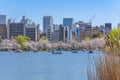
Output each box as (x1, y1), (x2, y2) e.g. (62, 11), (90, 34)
(40, 38), (48, 41)
(105, 27), (120, 56)
(16, 35), (30, 50)
(84, 37), (91, 41)
(25, 36), (31, 41)
(92, 32), (101, 38)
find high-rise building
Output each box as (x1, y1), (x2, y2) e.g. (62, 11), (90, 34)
(43, 16), (53, 40)
(0, 15), (7, 25)
(118, 23), (120, 28)
(105, 23), (112, 34)
(59, 25), (64, 41)
(63, 18), (73, 29)
(77, 21), (92, 40)
(98, 25), (105, 34)
(63, 18), (73, 41)
(37, 24), (40, 40)
(0, 15), (7, 39)
(20, 16), (38, 41)
(25, 24), (37, 41)
(59, 25), (71, 42)
(9, 23), (25, 38)
(53, 24), (59, 31)
(20, 16), (32, 25)
(8, 16), (38, 41)
(0, 24), (7, 39)
(50, 30), (59, 42)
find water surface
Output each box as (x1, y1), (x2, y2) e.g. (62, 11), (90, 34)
(0, 51), (102, 80)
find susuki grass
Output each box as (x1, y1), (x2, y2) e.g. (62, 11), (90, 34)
(87, 28), (120, 80)
(88, 55), (120, 80)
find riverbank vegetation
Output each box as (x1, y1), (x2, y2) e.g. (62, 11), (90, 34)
(0, 35), (105, 51)
(88, 28), (120, 80)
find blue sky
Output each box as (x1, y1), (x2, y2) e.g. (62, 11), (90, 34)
(0, 0), (120, 30)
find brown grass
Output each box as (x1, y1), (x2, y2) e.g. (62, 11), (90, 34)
(87, 55), (120, 80)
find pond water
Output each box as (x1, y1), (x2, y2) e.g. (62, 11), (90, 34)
(0, 51), (102, 80)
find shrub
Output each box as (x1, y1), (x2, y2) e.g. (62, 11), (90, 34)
(92, 32), (101, 38)
(84, 37), (91, 41)
(16, 35), (31, 50)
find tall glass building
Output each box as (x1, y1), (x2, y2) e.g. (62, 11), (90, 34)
(43, 16), (53, 40)
(63, 18), (73, 42)
(63, 18), (73, 29)
(43, 16), (53, 33)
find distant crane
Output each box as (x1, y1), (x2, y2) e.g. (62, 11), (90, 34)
(10, 15), (20, 23)
(13, 15), (20, 22)
(89, 14), (96, 25)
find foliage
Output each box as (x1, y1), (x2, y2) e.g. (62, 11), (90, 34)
(16, 35), (31, 50)
(92, 32), (101, 38)
(87, 28), (120, 80)
(104, 27), (120, 56)
(25, 36), (31, 41)
(40, 38), (48, 41)
(84, 37), (91, 41)
(88, 55), (120, 80)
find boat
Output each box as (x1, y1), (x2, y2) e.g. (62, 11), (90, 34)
(52, 49), (62, 54)
(88, 44), (93, 53)
(34, 49), (39, 53)
(89, 50), (93, 53)
(15, 49), (23, 53)
(72, 50), (78, 53)
(82, 49), (86, 51)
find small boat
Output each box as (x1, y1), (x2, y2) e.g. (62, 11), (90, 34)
(89, 50), (93, 53)
(72, 50), (78, 53)
(52, 49), (62, 54)
(15, 49), (23, 53)
(34, 50), (39, 53)
(82, 49), (86, 51)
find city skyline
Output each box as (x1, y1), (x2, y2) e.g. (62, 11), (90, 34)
(0, 0), (120, 30)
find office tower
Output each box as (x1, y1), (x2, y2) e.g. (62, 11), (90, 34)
(77, 21), (92, 40)
(105, 23), (112, 34)
(9, 23), (25, 38)
(20, 16), (38, 41)
(25, 23), (37, 41)
(0, 15), (7, 25)
(37, 24), (40, 39)
(98, 25), (105, 34)
(118, 23), (120, 28)
(63, 18), (73, 29)
(50, 30), (59, 42)
(53, 24), (59, 31)
(63, 18), (73, 41)
(43, 16), (53, 40)
(59, 25), (71, 42)
(20, 16), (32, 25)
(59, 25), (64, 41)
(0, 15), (7, 39)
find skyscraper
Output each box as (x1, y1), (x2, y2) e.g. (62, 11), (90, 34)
(9, 23), (25, 38)
(63, 18), (73, 41)
(43, 16), (53, 40)
(0, 15), (7, 25)
(25, 23), (37, 41)
(105, 23), (112, 34)
(63, 18), (73, 29)
(0, 15), (7, 39)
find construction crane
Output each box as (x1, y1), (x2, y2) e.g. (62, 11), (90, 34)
(9, 15), (19, 23)
(13, 15), (20, 22)
(89, 14), (96, 25)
